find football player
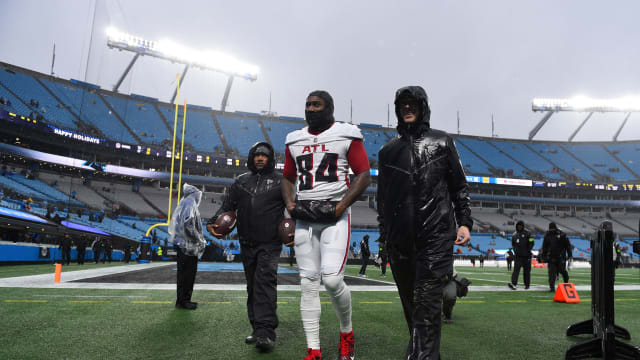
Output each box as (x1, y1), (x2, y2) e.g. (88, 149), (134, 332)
(282, 90), (371, 360)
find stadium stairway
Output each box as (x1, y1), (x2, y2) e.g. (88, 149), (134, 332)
(602, 145), (640, 180)
(211, 112), (232, 154)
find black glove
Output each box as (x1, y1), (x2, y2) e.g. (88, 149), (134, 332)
(290, 200), (338, 224)
(453, 275), (472, 298)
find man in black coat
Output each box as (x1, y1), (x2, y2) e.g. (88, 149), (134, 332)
(377, 237), (388, 278)
(207, 142), (285, 353)
(508, 220), (533, 290)
(377, 86), (472, 359)
(357, 235), (371, 277)
(59, 233), (72, 265)
(542, 222), (572, 291)
(76, 236), (86, 265)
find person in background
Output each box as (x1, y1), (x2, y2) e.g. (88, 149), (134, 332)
(357, 235), (371, 278)
(169, 183), (206, 310)
(508, 221), (533, 290)
(541, 222), (572, 292)
(377, 237), (388, 278)
(76, 235), (86, 265)
(59, 233), (72, 265)
(506, 248), (514, 271)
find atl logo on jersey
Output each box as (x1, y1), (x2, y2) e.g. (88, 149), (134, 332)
(301, 144), (330, 153)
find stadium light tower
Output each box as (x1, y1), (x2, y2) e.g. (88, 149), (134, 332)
(106, 27), (259, 111)
(530, 96), (640, 141)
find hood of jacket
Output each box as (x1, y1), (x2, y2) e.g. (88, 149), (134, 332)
(182, 183), (202, 207)
(394, 86), (431, 137)
(516, 220), (525, 231)
(247, 141), (275, 174)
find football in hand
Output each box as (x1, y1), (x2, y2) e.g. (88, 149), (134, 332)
(212, 211), (237, 237)
(279, 218), (296, 246)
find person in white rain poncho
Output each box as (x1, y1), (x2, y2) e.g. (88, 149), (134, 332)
(169, 183), (206, 310)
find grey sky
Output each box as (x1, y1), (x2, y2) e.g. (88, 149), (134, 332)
(1, 0), (639, 141)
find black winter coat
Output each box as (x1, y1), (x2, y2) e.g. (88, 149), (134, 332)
(210, 142), (285, 249)
(542, 230), (572, 261)
(377, 86), (473, 270)
(512, 229), (533, 258)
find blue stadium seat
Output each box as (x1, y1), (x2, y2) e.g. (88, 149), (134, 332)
(360, 127), (387, 160)
(41, 79), (137, 144)
(0, 69), (78, 129)
(489, 140), (563, 180)
(562, 144), (636, 182)
(606, 143), (640, 178)
(457, 138), (527, 178)
(453, 139), (493, 175)
(159, 105), (224, 153)
(102, 94), (171, 145)
(262, 118), (304, 154)
(527, 143), (597, 181)
(216, 113), (266, 154)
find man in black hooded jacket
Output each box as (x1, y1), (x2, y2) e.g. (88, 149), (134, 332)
(377, 86), (472, 360)
(542, 222), (572, 291)
(207, 142), (285, 353)
(508, 220), (533, 290)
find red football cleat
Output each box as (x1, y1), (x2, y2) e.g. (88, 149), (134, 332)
(304, 348), (322, 360)
(338, 331), (355, 360)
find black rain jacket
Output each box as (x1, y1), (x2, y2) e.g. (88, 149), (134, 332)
(209, 142), (285, 249)
(512, 220), (533, 257)
(542, 229), (572, 261)
(377, 86), (473, 272)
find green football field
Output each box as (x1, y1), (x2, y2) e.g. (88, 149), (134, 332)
(0, 263), (639, 359)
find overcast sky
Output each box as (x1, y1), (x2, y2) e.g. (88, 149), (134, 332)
(1, 0), (639, 141)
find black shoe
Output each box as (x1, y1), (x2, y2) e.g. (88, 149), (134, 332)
(187, 301), (198, 306)
(549, 287), (555, 292)
(255, 337), (275, 352)
(175, 301), (197, 310)
(443, 317), (453, 324)
(245, 334), (257, 344)
(524, 286), (530, 290)
(508, 282), (517, 290)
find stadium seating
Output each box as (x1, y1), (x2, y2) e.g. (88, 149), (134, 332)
(0, 68), (78, 129)
(453, 139), (493, 175)
(159, 105), (224, 153)
(561, 143), (636, 181)
(527, 143), (597, 181)
(37, 172), (107, 209)
(456, 137), (527, 178)
(101, 94), (171, 145)
(605, 143), (640, 178)
(8, 174), (83, 206)
(216, 113), (266, 154)
(489, 140), (563, 180)
(360, 125), (387, 160)
(41, 79), (138, 144)
(261, 118), (304, 154)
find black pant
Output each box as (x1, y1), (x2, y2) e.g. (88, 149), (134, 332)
(511, 256), (531, 287)
(241, 246), (280, 340)
(390, 246), (448, 360)
(176, 247), (198, 304)
(380, 254), (388, 275)
(547, 259), (569, 289)
(507, 259), (512, 271)
(359, 255), (369, 275)
(77, 249), (85, 265)
(124, 251), (131, 263)
(61, 247), (71, 265)
(94, 249), (101, 263)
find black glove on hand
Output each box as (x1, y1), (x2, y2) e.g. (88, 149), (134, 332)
(291, 200), (338, 223)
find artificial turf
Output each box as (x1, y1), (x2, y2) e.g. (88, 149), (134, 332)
(0, 264), (638, 359)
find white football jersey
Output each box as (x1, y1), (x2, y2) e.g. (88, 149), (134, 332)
(285, 122), (363, 201)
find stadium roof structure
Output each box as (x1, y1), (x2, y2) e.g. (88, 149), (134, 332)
(106, 27), (258, 112)
(530, 96), (640, 142)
